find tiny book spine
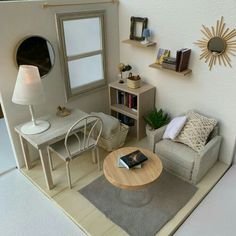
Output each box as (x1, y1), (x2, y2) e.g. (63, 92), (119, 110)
(177, 48), (191, 72)
(119, 159), (130, 169)
(117, 157), (141, 168)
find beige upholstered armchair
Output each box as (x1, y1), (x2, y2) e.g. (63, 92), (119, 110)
(148, 125), (222, 184)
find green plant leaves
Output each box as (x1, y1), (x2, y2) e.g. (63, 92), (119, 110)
(144, 108), (170, 129)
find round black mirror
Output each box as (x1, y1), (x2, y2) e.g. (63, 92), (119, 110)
(16, 36), (55, 78)
(207, 37), (226, 55)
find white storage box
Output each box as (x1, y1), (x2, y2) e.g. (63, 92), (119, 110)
(98, 123), (129, 151)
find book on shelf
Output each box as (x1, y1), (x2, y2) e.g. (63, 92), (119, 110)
(118, 113), (135, 126)
(162, 62), (176, 70)
(163, 57), (176, 64)
(116, 91), (137, 110)
(128, 94), (132, 108)
(119, 150), (148, 169)
(117, 156), (141, 168)
(117, 91), (125, 104)
(175, 48), (186, 71)
(156, 48), (170, 65)
(162, 57), (177, 70)
(175, 48), (191, 72)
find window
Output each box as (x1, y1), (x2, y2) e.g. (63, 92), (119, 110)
(56, 11), (106, 100)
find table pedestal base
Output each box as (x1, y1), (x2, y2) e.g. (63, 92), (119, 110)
(117, 187), (153, 207)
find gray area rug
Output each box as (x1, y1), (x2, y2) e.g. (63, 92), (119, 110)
(79, 170), (197, 236)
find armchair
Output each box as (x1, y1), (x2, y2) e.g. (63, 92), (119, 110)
(148, 125), (222, 184)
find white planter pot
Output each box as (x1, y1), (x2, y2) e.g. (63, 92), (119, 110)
(145, 125), (157, 152)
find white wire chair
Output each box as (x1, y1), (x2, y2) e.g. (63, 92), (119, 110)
(47, 115), (103, 189)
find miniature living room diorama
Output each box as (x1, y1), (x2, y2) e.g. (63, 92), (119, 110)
(1, 1), (236, 236)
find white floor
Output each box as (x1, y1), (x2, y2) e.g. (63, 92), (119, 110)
(175, 165), (236, 236)
(0, 118), (16, 174)
(0, 169), (86, 236)
(0, 117), (85, 236)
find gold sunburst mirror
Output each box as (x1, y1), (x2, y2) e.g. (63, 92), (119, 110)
(195, 16), (236, 70)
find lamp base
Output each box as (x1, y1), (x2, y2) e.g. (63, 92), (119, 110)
(21, 120), (50, 135)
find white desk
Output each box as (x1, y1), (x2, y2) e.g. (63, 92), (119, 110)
(15, 109), (88, 190)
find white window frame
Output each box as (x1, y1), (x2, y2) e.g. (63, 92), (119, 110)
(56, 10), (107, 100)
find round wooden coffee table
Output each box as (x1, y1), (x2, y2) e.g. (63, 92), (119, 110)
(103, 147), (163, 206)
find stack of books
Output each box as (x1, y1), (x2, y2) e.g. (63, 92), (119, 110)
(162, 57), (177, 70)
(118, 113), (135, 126)
(176, 48), (191, 72)
(117, 91), (137, 111)
(117, 150), (148, 169)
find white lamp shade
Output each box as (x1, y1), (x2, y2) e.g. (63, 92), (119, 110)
(12, 65), (45, 105)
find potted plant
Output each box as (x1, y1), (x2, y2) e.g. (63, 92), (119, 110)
(144, 108), (170, 149)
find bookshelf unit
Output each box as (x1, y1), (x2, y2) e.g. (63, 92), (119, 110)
(108, 80), (155, 140)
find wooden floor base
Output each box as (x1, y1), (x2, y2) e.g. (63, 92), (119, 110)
(20, 138), (229, 236)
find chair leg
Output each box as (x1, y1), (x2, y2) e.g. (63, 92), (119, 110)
(96, 147), (101, 171)
(92, 148), (97, 164)
(66, 161), (72, 189)
(47, 148), (54, 171)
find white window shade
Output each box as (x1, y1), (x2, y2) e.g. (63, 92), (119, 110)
(63, 17), (102, 56)
(68, 54), (103, 89)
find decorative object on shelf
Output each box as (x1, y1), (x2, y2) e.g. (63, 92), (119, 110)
(144, 108), (170, 130)
(175, 48), (191, 72)
(141, 28), (151, 45)
(12, 65), (50, 135)
(56, 106), (71, 117)
(194, 16), (236, 70)
(117, 63), (132, 83)
(156, 48), (170, 65)
(127, 72), (141, 89)
(15, 35), (55, 78)
(130, 16), (148, 41)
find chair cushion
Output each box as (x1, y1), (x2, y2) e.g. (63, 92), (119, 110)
(175, 111), (217, 152)
(155, 139), (197, 170)
(49, 133), (96, 161)
(91, 112), (120, 139)
(163, 116), (187, 140)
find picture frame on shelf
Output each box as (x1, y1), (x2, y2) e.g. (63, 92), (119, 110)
(156, 48), (170, 65)
(129, 16), (148, 41)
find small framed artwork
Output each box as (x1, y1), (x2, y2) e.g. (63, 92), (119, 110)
(156, 48), (170, 64)
(130, 16), (148, 41)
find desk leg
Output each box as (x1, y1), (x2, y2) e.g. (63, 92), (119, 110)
(19, 135), (32, 170)
(39, 148), (54, 190)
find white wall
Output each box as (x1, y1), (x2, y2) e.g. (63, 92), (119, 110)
(0, 0), (119, 167)
(119, 0), (236, 164)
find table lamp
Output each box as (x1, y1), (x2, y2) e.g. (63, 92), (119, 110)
(141, 28), (151, 45)
(12, 65), (50, 135)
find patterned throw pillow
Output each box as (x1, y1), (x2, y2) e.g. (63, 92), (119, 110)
(175, 111), (217, 152)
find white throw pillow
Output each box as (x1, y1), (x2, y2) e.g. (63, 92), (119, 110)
(163, 116), (187, 140)
(90, 112), (120, 138)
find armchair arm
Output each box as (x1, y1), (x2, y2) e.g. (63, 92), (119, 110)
(191, 135), (222, 184)
(146, 125), (167, 152)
